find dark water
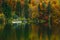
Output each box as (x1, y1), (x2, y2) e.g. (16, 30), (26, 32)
(0, 21), (60, 40)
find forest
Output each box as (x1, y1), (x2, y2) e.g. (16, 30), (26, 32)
(0, 0), (60, 40)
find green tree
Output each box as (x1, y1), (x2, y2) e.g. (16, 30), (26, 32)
(38, 4), (41, 13)
(42, 2), (46, 14)
(24, 0), (29, 19)
(2, 2), (12, 19)
(47, 1), (52, 15)
(15, 2), (21, 17)
(47, 1), (52, 40)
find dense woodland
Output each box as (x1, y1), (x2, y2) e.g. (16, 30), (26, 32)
(0, 0), (60, 40)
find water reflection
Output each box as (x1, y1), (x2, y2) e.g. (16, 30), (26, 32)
(0, 21), (60, 40)
(0, 14), (59, 40)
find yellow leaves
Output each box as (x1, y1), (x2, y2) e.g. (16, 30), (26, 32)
(51, 0), (59, 9)
(32, 12), (36, 18)
(29, 3), (38, 18)
(0, 13), (4, 18)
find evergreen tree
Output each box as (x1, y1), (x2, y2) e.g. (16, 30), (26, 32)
(47, 1), (52, 28)
(23, 1), (29, 40)
(38, 3), (42, 19)
(47, 1), (52, 40)
(2, 2), (12, 19)
(42, 2), (46, 14)
(47, 1), (51, 15)
(15, 2), (21, 17)
(24, 0), (29, 19)
(38, 4), (41, 13)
